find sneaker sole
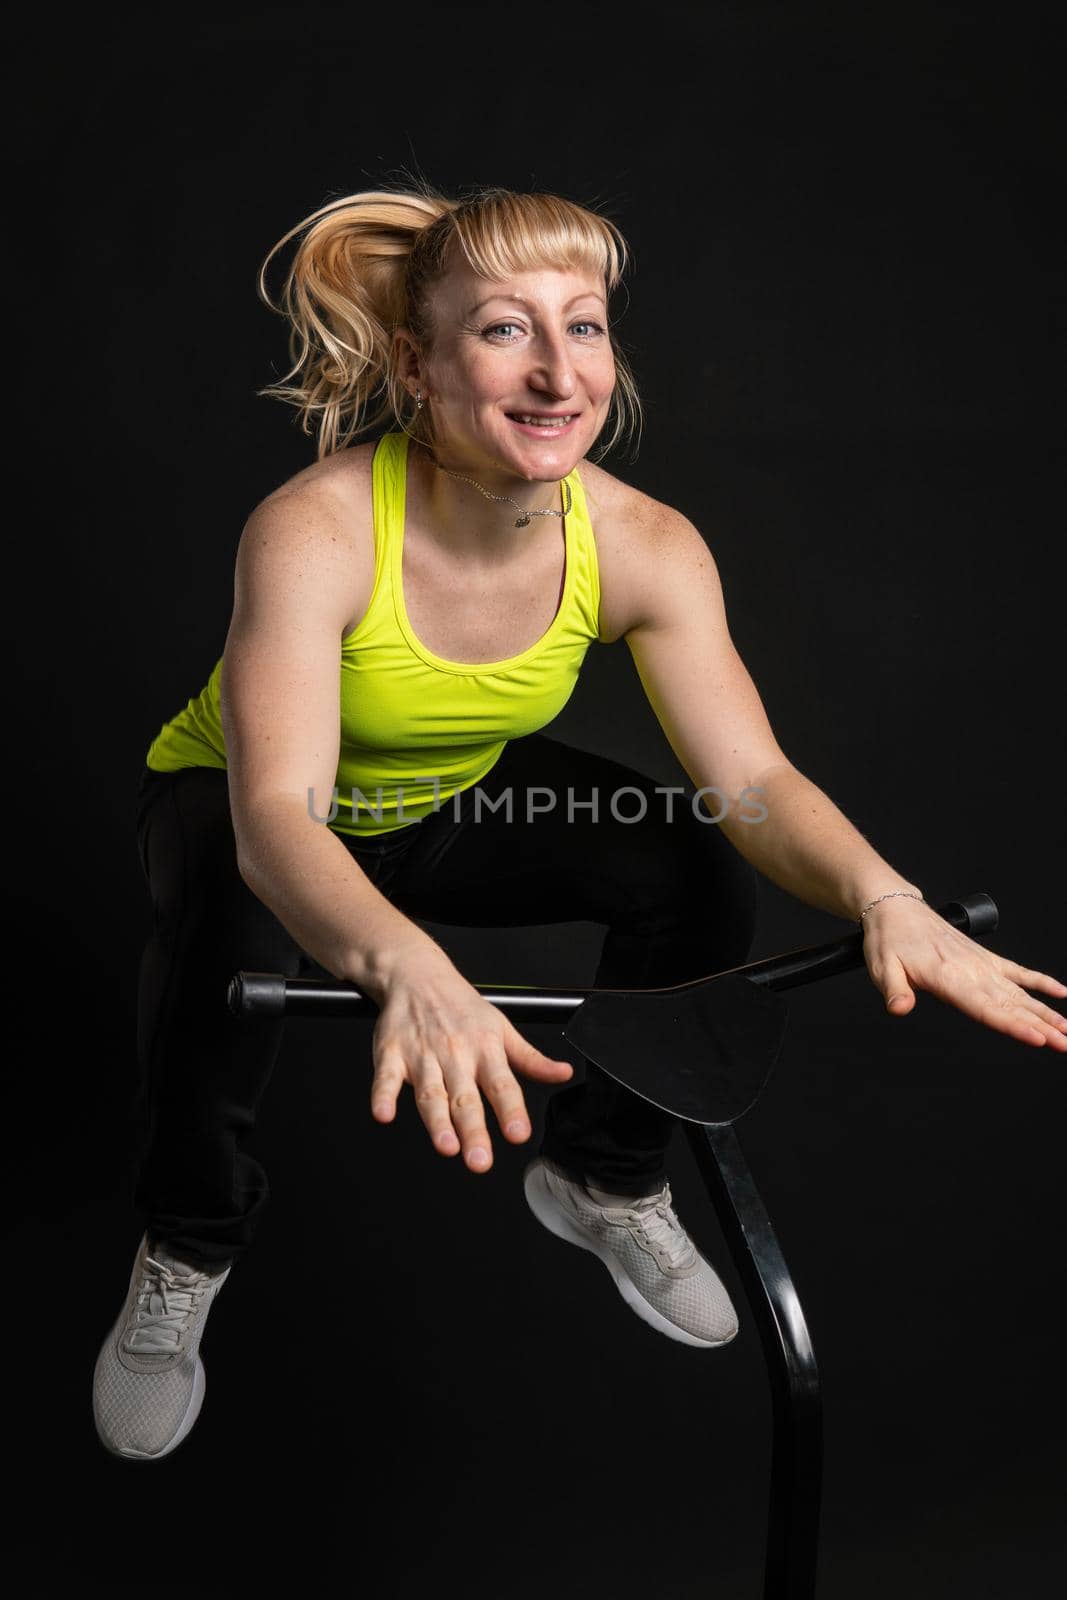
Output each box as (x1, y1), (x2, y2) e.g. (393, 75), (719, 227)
(523, 1160), (736, 1350)
(92, 1341), (208, 1463)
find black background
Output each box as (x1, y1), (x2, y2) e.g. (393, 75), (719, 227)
(9, 4), (1066, 1594)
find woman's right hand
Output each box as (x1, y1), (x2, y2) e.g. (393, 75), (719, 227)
(367, 946), (575, 1173)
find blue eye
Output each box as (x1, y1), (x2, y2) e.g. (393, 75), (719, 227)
(483, 320), (606, 341)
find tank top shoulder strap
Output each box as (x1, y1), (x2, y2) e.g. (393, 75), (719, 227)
(370, 430), (407, 587)
(561, 455), (603, 643)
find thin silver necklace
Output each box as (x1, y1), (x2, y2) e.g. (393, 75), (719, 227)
(430, 455), (572, 528)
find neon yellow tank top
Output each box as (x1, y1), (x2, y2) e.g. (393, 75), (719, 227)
(145, 429), (605, 837)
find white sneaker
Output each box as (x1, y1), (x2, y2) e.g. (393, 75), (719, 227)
(523, 1156), (739, 1348)
(93, 1232), (232, 1461)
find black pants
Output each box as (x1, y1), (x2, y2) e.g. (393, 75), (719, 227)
(131, 732), (758, 1268)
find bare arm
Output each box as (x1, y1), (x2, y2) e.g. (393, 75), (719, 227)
(622, 500), (1067, 1047)
(621, 502), (920, 920)
(219, 482), (572, 1169)
(221, 485), (441, 1001)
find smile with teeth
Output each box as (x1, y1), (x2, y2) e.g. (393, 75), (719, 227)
(508, 413), (578, 428)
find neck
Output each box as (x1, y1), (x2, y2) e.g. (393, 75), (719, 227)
(408, 439), (565, 561)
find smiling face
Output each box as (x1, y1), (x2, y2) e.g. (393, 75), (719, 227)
(396, 251), (618, 484)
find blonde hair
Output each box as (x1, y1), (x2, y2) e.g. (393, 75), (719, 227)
(255, 180), (643, 463)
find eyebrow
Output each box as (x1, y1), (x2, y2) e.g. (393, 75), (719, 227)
(466, 292), (607, 316)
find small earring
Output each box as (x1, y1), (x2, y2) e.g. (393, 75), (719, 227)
(415, 388), (423, 411)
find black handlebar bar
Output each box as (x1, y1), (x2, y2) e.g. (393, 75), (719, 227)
(228, 891), (998, 1023)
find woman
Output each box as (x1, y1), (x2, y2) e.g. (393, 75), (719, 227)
(93, 183), (1067, 1462)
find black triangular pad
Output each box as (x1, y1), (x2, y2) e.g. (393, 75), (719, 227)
(562, 972), (790, 1125)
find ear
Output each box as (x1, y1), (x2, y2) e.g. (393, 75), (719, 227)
(393, 327), (426, 398)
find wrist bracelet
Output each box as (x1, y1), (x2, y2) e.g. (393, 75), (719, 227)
(858, 890), (924, 925)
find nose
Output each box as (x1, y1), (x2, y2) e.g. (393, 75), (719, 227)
(525, 329), (578, 401)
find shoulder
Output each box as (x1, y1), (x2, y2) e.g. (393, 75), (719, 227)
(256, 439), (377, 520)
(236, 442), (378, 634)
(575, 457), (715, 643)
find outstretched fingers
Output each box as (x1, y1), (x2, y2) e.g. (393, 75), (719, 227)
(977, 983), (1067, 1049)
(991, 961), (1067, 1048)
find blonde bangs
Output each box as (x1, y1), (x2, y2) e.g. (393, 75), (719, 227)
(446, 190), (627, 291)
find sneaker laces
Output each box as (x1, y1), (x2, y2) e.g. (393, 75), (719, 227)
(619, 1185), (698, 1272)
(122, 1253), (218, 1356)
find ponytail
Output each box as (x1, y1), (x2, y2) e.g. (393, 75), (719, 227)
(256, 185), (454, 459)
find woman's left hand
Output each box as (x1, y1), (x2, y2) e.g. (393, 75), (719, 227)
(861, 897), (1067, 1049)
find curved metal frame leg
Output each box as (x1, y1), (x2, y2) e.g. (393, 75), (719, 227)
(683, 1120), (823, 1600)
